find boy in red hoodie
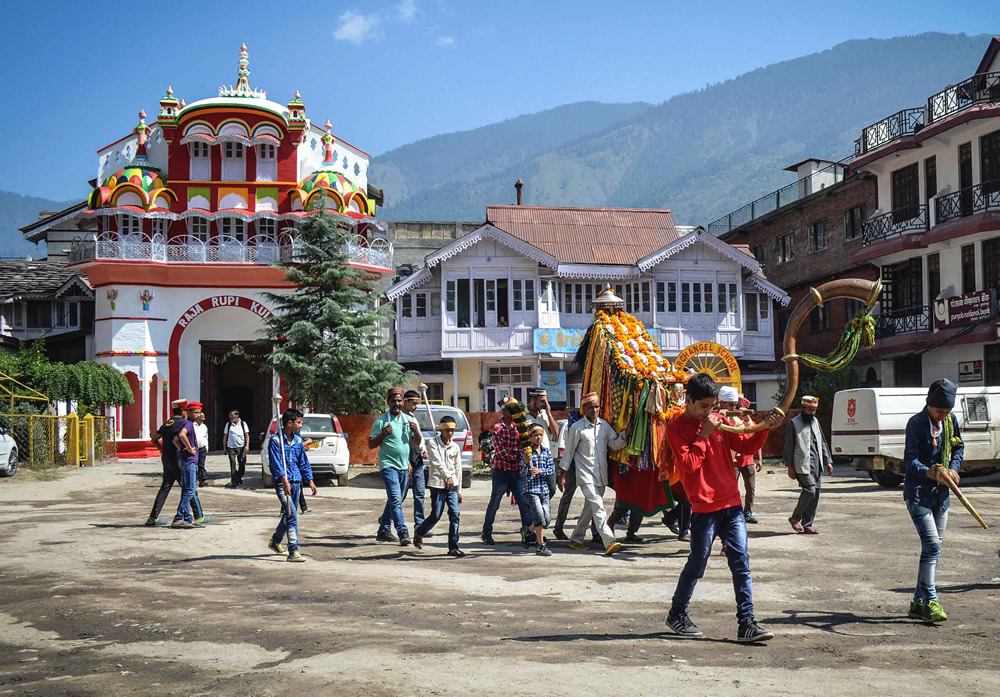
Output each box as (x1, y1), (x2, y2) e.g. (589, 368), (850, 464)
(664, 373), (781, 643)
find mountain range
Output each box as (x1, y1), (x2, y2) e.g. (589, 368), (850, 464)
(1, 32), (991, 257)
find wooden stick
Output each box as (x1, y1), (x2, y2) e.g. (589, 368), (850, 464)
(939, 469), (988, 529)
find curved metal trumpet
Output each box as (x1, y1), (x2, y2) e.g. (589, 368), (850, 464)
(716, 277), (883, 434)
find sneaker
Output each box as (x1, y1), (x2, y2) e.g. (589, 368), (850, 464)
(193, 515), (214, 525)
(624, 534), (645, 544)
(520, 527), (531, 549)
(375, 530), (398, 543)
(553, 528), (568, 540)
(480, 533), (496, 546)
(191, 522), (206, 529)
(170, 520), (194, 529)
(447, 548), (466, 558)
(268, 539), (286, 555)
(908, 599), (924, 620)
(287, 551), (306, 562)
(569, 541), (589, 551)
(678, 532), (690, 542)
(413, 534), (424, 550)
(399, 533), (411, 547)
(604, 541), (623, 556)
(144, 518), (167, 527)
(536, 544), (552, 557)
(744, 511), (759, 524)
(664, 612), (703, 637)
(923, 599), (947, 623)
(737, 620), (775, 643)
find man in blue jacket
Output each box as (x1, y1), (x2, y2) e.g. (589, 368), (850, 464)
(903, 378), (964, 624)
(267, 408), (317, 562)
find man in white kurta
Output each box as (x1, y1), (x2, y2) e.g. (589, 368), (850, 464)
(559, 392), (629, 555)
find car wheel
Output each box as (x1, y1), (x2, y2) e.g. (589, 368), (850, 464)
(462, 470), (472, 489)
(1, 449), (17, 478)
(871, 470), (903, 488)
(337, 473), (349, 487)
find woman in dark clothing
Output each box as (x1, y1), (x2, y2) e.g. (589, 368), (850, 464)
(902, 378), (964, 624)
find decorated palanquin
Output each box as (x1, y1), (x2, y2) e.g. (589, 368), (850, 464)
(575, 286), (688, 516)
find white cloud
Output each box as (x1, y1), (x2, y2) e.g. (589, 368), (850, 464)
(435, 36), (455, 48)
(333, 10), (381, 44)
(396, 0), (417, 22)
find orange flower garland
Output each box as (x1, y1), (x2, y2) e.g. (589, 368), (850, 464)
(596, 309), (687, 383)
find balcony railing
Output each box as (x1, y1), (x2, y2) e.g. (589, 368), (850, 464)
(861, 204), (928, 245)
(854, 108), (925, 156)
(707, 158), (850, 236)
(874, 306), (931, 338)
(927, 71), (1000, 124)
(69, 232), (393, 270)
(935, 180), (1000, 225)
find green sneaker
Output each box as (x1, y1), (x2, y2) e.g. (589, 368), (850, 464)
(908, 599), (924, 620)
(536, 544), (552, 557)
(744, 511), (759, 524)
(287, 551), (306, 562)
(268, 539), (286, 555)
(144, 518), (167, 527)
(193, 514), (215, 525)
(922, 599), (947, 623)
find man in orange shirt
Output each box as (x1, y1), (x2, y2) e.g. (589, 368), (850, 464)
(663, 373), (781, 643)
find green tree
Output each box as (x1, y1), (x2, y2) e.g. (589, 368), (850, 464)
(773, 367), (862, 409)
(262, 210), (408, 414)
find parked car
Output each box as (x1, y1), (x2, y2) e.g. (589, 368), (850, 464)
(261, 413), (350, 486)
(831, 387), (1000, 488)
(411, 405), (475, 488)
(0, 426), (17, 478)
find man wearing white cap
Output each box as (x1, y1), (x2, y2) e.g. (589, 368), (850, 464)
(784, 395), (833, 534)
(718, 386), (761, 524)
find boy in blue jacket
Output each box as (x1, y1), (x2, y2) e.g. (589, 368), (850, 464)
(903, 378), (964, 623)
(267, 408), (317, 562)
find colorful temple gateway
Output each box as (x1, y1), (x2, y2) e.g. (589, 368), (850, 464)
(21, 45), (392, 456)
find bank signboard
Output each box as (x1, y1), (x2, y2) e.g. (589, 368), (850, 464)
(933, 290), (995, 330)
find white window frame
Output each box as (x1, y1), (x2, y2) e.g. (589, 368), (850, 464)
(222, 142), (245, 181)
(119, 215), (142, 238)
(256, 143), (277, 182)
(189, 141), (211, 180)
(256, 218), (277, 239)
(188, 217), (209, 242)
(220, 217), (247, 242)
(151, 218), (169, 239)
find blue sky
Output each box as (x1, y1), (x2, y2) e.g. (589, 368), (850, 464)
(0, 0), (997, 200)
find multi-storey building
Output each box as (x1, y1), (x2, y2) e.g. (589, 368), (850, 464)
(19, 45), (392, 455)
(851, 37), (1000, 387)
(713, 159), (879, 380)
(387, 202), (789, 411)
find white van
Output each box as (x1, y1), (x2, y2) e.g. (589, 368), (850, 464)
(831, 387), (1000, 488)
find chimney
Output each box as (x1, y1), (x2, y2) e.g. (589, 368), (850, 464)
(514, 179), (524, 206)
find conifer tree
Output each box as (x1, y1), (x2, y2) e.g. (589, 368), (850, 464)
(262, 210), (407, 414)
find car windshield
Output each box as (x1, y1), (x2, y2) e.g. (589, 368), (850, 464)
(301, 415), (335, 435)
(412, 407), (470, 432)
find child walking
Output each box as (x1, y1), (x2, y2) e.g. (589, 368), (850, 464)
(663, 373), (780, 642)
(522, 424), (555, 557)
(414, 416), (465, 557)
(267, 408), (317, 562)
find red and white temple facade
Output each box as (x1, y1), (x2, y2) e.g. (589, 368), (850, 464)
(22, 45), (392, 456)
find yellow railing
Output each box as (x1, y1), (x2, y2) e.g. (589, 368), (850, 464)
(0, 413), (117, 469)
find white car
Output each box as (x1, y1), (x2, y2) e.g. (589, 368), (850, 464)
(261, 413), (350, 486)
(412, 405), (475, 488)
(0, 426), (17, 478)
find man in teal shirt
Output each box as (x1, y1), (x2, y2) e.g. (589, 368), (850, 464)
(369, 387), (421, 545)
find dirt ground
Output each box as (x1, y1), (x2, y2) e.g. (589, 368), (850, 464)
(1, 456), (999, 697)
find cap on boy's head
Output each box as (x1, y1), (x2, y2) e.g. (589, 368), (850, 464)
(686, 373), (718, 402)
(186, 401), (203, 411)
(801, 395), (819, 407)
(498, 395), (519, 410)
(738, 397), (752, 409)
(926, 378), (957, 409)
(437, 415), (457, 429)
(386, 387), (405, 401)
(719, 386), (739, 403)
(403, 389), (420, 399)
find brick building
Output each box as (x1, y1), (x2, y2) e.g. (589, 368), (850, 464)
(713, 159), (880, 383)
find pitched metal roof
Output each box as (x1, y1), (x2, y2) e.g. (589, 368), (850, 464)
(0, 261), (93, 301)
(486, 205), (679, 265)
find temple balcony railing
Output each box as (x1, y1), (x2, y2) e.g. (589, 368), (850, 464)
(68, 232), (393, 271)
(935, 180), (1000, 225)
(861, 204), (928, 245)
(874, 306), (931, 338)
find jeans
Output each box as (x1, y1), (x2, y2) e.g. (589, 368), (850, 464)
(907, 498), (949, 602)
(227, 447), (247, 485)
(174, 459), (198, 524)
(149, 454), (203, 521)
(378, 467), (410, 535)
(273, 482), (301, 553)
(403, 462), (426, 529)
(525, 491), (551, 528)
(197, 448), (208, 483)
(737, 465), (756, 513)
(482, 468), (532, 536)
(416, 487), (460, 550)
(670, 505), (756, 624)
(792, 473), (821, 528)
